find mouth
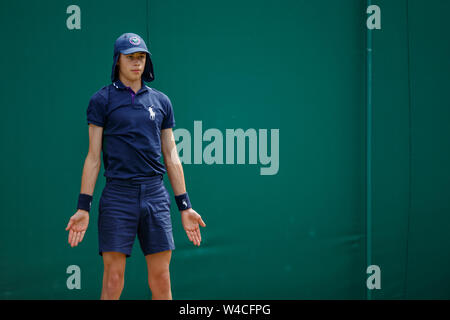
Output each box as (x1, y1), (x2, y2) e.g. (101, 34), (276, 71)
(131, 70), (140, 73)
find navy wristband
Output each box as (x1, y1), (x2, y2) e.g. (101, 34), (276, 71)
(174, 192), (192, 211)
(77, 193), (93, 212)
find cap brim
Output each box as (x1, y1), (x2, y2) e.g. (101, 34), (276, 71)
(120, 47), (151, 55)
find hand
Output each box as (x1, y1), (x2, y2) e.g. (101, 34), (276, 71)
(65, 210), (89, 247)
(180, 208), (206, 246)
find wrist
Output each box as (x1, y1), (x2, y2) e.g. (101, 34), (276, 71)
(174, 192), (192, 211)
(77, 193), (93, 213)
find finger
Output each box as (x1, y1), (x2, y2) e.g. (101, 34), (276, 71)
(186, 230), (194, 243)
(70, 231), (76, 247)
(75, 232), (81, 247)
(196, 228), (202, 244)
(192, 229), (200, 246)
(198, 217), (206, 227)
(68, 229), (74, 245)
(189, 230), (198, 246)
(79, 231), (86, 243)
(74, 232), (81, 247)
(66, 219), (73, 231)
(73, 232), (80, 247)
(78, 231), (85, 244)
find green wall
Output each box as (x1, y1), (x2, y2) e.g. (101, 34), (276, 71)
(0, 0), (448, 299)
(371, 0), (450, 299)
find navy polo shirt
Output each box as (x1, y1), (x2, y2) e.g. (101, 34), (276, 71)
(86, 79), (176, 179)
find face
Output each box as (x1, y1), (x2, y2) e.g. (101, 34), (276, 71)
(116, 52), (146, 81)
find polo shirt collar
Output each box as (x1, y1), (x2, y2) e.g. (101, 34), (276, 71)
(112, 78), (149, 94)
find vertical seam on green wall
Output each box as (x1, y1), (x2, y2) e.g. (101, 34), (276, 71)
(403, 0), (412, 300)
(366, 0), (373, 301)
(146, 0), (150, 51)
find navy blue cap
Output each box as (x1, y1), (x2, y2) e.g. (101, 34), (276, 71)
(111, 33), (155, 83)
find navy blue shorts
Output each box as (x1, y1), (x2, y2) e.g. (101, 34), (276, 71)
(98, 175), (175, 258)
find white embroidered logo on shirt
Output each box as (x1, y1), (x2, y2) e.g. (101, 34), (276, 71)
(148, 105), (155, 120)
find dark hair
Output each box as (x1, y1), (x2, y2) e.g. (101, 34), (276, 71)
(114, 54), (121, 79)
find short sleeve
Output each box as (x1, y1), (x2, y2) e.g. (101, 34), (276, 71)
(86, 94), (106, 127)
(161, 94), (176, 129)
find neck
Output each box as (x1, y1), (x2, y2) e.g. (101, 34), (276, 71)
(118, 74), (142, 93)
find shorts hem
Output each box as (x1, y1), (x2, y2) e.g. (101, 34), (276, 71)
(143, 245), (175, 256)
(99, 249), (132, 258)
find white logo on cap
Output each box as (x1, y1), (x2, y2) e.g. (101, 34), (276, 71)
(129, 36), (141, 45)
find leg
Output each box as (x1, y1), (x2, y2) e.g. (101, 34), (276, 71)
(101, 252), (127, 300)
(145, 250), (173, 300)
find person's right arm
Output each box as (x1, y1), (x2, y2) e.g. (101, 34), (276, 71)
(80, 124), (103, 195)
(65, 124), (103, 247)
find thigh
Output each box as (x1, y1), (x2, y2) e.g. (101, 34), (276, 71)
(102, 252), (127, 273)
(145, 250), (172, 276)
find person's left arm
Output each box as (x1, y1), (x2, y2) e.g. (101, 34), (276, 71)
(161, 128), (206, 247)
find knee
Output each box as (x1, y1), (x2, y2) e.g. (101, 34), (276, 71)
(105, 271), (124, 292)
(149, 269), (170, 289)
